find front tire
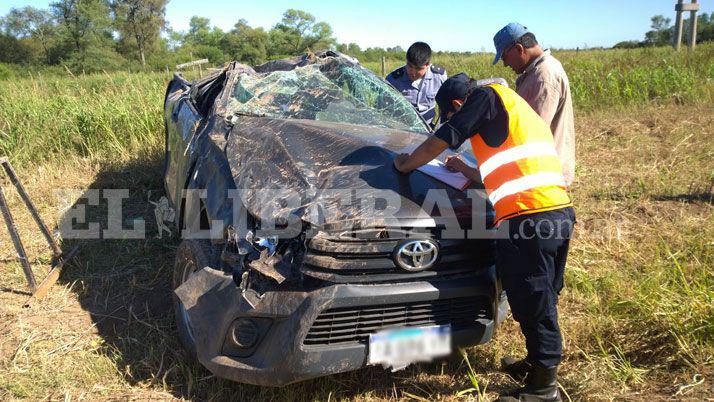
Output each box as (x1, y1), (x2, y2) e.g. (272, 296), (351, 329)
(172, 239), (217, 359)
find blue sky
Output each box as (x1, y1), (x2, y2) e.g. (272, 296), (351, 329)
(2, 0), (712, 51)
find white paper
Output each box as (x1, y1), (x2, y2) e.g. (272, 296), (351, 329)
(416, 159), (471, 191)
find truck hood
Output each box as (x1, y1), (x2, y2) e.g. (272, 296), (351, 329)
(225, 117), (479, 230)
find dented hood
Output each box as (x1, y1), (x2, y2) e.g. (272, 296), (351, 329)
(225, 117), (475, 229)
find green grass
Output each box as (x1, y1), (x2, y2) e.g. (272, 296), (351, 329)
(3, 43), (713, 167)
(2, 44), (713, 166)
(456, 349), (490, 400)
(0, 71), (167, 164)
(365, 43), (714, 111)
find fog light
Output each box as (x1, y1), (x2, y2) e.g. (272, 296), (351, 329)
(230, 318), (259, 349)
(222, 317), (271, 357)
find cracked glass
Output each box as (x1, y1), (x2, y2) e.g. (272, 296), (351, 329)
(228, 58), (428, 133)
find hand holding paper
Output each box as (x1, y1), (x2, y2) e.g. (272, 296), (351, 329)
(444, 155), (483, 184)
(416, 159), (472, 191)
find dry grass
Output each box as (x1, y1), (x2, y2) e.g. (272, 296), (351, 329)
(0, 100), (711, 401)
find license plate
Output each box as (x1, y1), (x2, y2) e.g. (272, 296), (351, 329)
(368, 325), (451, 370)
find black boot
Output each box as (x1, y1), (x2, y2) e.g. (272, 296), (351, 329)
(501, 356), (532, 383)
(498, 363), (562, 402)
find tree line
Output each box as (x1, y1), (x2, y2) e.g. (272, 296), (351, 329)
(614, 13), (714, 48)
(0, 1), (408, 73)
(3, 2), (713, 73)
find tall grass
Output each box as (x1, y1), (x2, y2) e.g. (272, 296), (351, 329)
(0, 71), (167, 164)
(365, 43), (714, 111)
(2, 44), (712, 166)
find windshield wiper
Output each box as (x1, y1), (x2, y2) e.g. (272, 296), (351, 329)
(233, 110), (266, 117)
(226, 111), (267, 126)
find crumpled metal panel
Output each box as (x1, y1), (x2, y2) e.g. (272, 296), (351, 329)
(225, 116), (474, 231)
(168, 52), (487, 240)
(174, 266), (340, 386)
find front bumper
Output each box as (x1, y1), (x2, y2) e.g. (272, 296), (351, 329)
(175, 266), (498, 387)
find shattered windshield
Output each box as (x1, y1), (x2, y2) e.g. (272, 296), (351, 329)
(228, 58), (428, 133)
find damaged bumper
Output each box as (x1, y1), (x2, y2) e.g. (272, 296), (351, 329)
(175, 266), (498, 386)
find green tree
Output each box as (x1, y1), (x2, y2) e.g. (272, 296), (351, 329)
(186, 16), (209, 42)
(164, 25), (183, 49)
(268, 9), (335, 56)
(304, 21), (334, 50)
(338, 42), (362, 58)
(613, 40), (642, 49)
(185, 15), (223, 47)
(51, 0), (125, 71)
(0, 33), (32, 64)
(0, 7), (57, 63)
(697, 12), (714, 43)
(112, 0), (168, 68)
(51, 0), (108, 53)
(179, 16), (227, 63)
(644, 15), (672, 46)
(220, 19), (268, 65)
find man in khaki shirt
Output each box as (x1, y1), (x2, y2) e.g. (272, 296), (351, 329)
(494, 23), (575, 186)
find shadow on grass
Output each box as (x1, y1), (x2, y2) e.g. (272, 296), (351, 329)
(0, 287), (32, 296)
(590, 190), (713, 205)
(55, 153), (512, 401)
(651, 193), (714, 204)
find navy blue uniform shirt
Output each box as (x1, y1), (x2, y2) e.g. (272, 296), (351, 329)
(386, 64), (447, 122)
(433, 86), (508, 150)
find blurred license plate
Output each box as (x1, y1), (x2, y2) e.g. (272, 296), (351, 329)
(368, 325), (451, 369)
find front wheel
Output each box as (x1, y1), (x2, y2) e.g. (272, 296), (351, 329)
(172, 239), (217, 359)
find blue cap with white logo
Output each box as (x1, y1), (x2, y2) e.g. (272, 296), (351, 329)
(492, 22), (530, 65)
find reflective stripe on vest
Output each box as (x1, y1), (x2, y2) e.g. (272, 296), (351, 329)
(478, 142), (558, 180)
(488, 172), (566, 205)
(470, 84), (572, 224)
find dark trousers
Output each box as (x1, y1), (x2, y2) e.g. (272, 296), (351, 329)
(496, 207), (575, 367)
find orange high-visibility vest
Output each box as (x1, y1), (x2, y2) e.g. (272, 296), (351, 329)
(470, 84), (572, 225)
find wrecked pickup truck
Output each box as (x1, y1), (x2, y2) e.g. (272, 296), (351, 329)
(162, 51), (507, 386)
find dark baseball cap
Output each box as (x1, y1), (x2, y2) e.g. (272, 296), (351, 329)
(435, 72), (471, 121)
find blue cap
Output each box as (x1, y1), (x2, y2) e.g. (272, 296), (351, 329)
(492, 22), (530, 65)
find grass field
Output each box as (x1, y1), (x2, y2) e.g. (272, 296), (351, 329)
(0, 45), (712, 401)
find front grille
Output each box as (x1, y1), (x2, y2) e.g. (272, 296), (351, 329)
(302, 229), (495, 283)
(303, 296), (491, 346)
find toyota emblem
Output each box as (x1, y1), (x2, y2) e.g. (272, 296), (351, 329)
(394, 239), (439, 271)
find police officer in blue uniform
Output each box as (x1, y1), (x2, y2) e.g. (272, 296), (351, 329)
(386, 42), (447, 123)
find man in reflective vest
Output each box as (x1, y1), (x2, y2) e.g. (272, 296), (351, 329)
(394, 74), (575, 402)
